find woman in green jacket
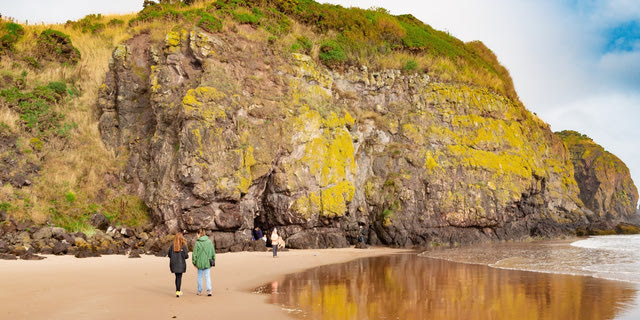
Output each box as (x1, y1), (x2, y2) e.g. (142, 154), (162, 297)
(192, 229), (216, 296)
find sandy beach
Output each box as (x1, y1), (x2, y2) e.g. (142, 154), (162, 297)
(0, 247), (410, 319)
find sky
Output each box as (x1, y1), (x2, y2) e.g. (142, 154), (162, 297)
(2, 1), (639, 206)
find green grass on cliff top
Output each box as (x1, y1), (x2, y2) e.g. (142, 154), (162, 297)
(126, 0), (519, 102)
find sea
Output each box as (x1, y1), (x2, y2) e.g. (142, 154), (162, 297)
(425, 234), (640, 285)
(255, 235), (640, 319)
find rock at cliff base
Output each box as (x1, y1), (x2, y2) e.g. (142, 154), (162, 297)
(0, 253), (17, 260)
(20, 253), (46, 260)
(90, 213), (110, 231)
(355, 242), (368, 249)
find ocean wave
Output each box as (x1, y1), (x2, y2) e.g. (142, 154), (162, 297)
(421, 236), (640, 285)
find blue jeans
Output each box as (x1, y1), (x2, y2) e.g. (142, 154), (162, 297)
(197, 268), (211, 293)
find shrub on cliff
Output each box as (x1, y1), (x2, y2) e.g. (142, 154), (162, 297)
(36, 29), (81, 65)
(0, 22), (24, 52)
(65, 14), (105, 34)
(0, 82), (76, 138)
(319, 40), (347, 67)
(291, 36), (312, 54)
(198, 12), (223, 32)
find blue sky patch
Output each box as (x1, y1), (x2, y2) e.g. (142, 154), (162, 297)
(604, 20), (640, 53)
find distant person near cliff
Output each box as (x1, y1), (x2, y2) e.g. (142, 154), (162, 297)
(167, 232), (188, 297)
(252, 226), (263, 241)
(192, 229), (216, 296)
(271, 228), (281, 258)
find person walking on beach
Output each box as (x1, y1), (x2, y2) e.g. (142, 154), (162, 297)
(192, 229), (216, 296)
(271, 228), (280, 258)
(167, 232), (189, 297)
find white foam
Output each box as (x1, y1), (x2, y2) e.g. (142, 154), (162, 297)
(571, 235), (640, 252)
(422, 235), (640, 285)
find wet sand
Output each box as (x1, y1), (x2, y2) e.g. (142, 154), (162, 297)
(0, 247), (410, 319)
(258, 254), (640, 320)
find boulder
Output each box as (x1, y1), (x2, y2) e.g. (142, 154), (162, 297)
(51, 227), (67, 240)
(32, 227), (53, 241)
(75, 249), (101, 258)
(0, 253), (17, 260)
(120, 227), (136, 238)
(15, 220), (32, 231)
(1, 219), (16, 233)
(61, 233), (75, 245)
(355, 242), (368, 249)
(212, 232), (235, 253)
(20, 252), (45, 260)
(52, 242), (69, 255)
(286, 229), (349, 249)
(90, 213), (110, 231)
(244, 239), (266, 251)
(17, 231), (31, 244)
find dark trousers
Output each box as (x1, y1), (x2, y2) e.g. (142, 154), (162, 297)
(273, 245), (278, 257)
(174, 273), (183, 291)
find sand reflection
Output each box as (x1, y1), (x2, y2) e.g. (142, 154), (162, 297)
(257, 254), (637, 320)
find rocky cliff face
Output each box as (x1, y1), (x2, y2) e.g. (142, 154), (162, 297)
(98, 28), (602, 250)
(557, 131), (639, 224)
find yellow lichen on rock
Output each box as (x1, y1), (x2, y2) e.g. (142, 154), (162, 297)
(189, 31), (215, 58)
(150, 65), (161, 93)
(165, 30), (188, 53)
(182, 87), (227, 125)
(112, 44), (129, 62)
(291, 181), (355, 219)
(286, 107), (357, 218)
(291, 53), (333, 89)
(234, 145), (255, 195)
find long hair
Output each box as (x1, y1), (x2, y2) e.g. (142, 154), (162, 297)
(173, 232), (187, 252)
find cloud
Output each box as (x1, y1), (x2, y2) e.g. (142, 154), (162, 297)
(581, 0), (640, 23)
(598, 49), (640, 87)
(2, 0), (144, 24)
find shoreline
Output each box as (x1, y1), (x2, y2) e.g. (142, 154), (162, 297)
(4, 237), (640, 319)
(421, 236), (640, 287)
(0, 246), (412, 319)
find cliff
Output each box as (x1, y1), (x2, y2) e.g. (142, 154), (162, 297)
(557, 131), (639, 224)
(1, 1), (639, 255)
(98, 27), (588, 249)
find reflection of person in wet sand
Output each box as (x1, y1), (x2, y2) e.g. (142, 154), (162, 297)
(268, 281), (280, 304)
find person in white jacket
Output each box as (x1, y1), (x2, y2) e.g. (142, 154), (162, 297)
(270, 228), (280, 258)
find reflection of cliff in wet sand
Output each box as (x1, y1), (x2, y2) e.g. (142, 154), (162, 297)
(258, 254), (638, 320)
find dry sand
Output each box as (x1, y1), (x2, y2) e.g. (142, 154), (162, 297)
(0, 247), (410, 319)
